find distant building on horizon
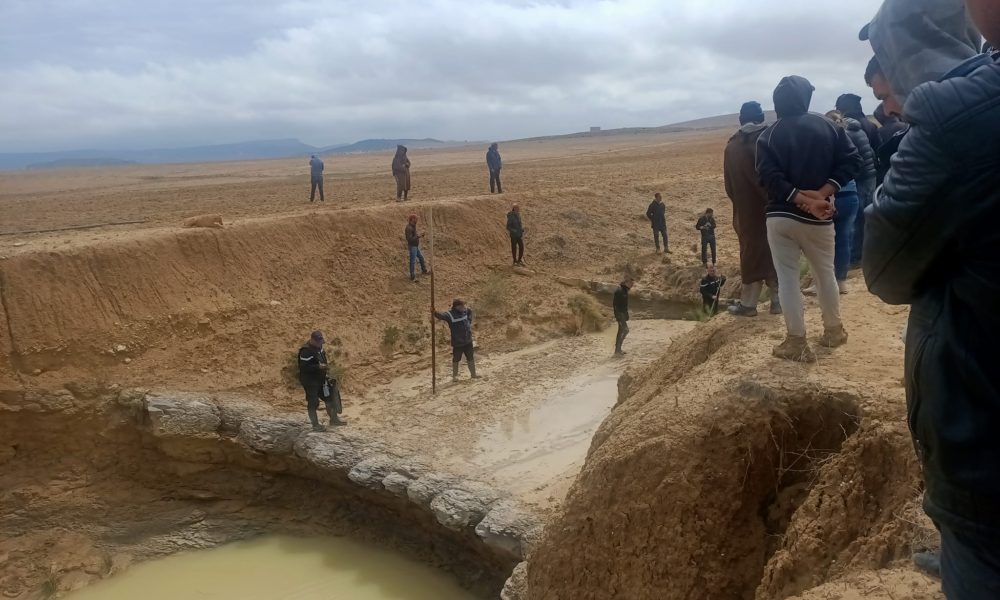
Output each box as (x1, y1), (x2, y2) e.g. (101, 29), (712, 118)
(590, 126), (601, 133)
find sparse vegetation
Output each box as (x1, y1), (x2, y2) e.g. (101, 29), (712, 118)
(686, 305), (717, 322)
(477, 274), (511, 317)
(381, 325), (401, 355)
(568, 294), (607, 334)
(41, 572), (58, 599)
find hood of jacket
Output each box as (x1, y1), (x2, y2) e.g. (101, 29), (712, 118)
(773, 76), (814, 118)
(862, 0), (981, 104)
(738, 122), (767, 136)
(843, 117), (864, 132)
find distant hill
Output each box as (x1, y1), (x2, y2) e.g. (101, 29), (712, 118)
(515, 112), (780, 143)
(26, 158), (139, 170)
(321, 138), (474, 154)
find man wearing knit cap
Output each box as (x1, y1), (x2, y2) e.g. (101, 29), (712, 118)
(434, 299), (479, 382)
(724, 101), (780, 317)
(298, 330), (346, 431)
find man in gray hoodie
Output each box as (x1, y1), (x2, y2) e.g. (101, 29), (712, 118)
(309, 154), (325, 202)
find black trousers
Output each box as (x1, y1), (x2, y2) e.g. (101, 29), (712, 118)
(653, 227), (668, 250)
(701, 236), (716, 265)
(615, 319), (629, 352)
(303, 381), (335, 426)
(310, 176), (324, 201)
(510, 235), (524, 263)
(452, 343), (475, 364)
(490, 169), (502, 193)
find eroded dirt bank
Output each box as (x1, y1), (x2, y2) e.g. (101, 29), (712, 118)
(525, 281), (941, 600)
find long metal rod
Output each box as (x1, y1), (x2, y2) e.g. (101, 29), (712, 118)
(429, 207), (437, 394)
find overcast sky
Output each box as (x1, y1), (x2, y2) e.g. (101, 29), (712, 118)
(0, 0), (880, 153)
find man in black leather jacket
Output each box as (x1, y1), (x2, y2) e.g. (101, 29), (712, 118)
(863, 0), (1000, 595)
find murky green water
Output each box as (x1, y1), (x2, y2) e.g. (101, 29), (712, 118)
(66, 535), (477, 600)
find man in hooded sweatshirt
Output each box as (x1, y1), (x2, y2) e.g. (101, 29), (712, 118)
(487, 143), (503, 194)
(392, 145), (411, 201)
(309, 154), (325, 202)
(862, 0), (999, 595)
(835, 94), (880, 152)
(434, 299), (479, 382)
(724, 101), (780, 317)
(755, 75), (862, 362)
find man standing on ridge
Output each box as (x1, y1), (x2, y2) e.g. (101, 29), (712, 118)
(861, 0), (998, 594)
(298, 330), (346, 431)
(487, 143), (503, 194)
(506, 203), (525, 266)
(646, 193), (669, 253)
(695, 208), (717, 266)
(613, 277), (634, 357)
(392, 145), (411, 201)
(404, 214), (429, 282)
(756, 75), (861, 362)
(434, 299), (479, 382)
(309, 154), (325, 202)
(725, 101), (780, 317)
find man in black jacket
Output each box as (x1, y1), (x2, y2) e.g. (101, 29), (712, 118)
(434, 299), (479, 382)
(613, 277), (634, 357)
(646, 193), (669, 253)
(699, 265), (726, 314)
(756, 75), (862, 362)
(835, 93), (880, 151)
(695, 208), (717, 266)
(298, 330), (346, 431)
(487, 143), (503, 194)
(506, 203), (525, 266)
(863, 0), (1000, 594)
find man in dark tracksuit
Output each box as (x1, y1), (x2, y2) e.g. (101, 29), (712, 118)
(309, 154), (325, 202)
(695, 208), (717, 266)
(506, 203), (525, 266)
(487, 143), (503, 194)
(699, 265), (726, 314)
(434, 299), (479, 381)
(863, 1), (1000, 594)
(646, 193), (669, 253)
(405, 214), (429, 282)
(298, 330), (345, 431)
(613, 277), (633, 356)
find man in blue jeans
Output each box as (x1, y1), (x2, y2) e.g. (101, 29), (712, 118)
(832, 181), (859, 294)
(404, 214), (429, 282)
(862, 0), (999, 596)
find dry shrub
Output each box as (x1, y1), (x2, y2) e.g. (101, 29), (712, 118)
(477, 274), (510, 317)
(568, 293), (607, 335)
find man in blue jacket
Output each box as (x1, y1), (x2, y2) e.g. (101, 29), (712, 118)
(862, 0), (999, 595)
(756, 75), (861, 362)
(309, 154), (325, 202)
(487, 143), (503, 194)
(434, 299), (479, 382)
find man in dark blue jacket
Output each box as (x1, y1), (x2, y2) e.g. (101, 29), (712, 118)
(646, 193), (669, 253)
(863, 0), (1000, 595)
(309, 154), (325, 202)
(506, 203), (525, 266)
(434, 299), (479, 382)
(487, 143), (503, 194)
(756, 75), (862, 362)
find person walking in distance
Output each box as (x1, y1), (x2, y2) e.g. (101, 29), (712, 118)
(696, 208), (717, 266)
(613, 277), (634, 357)
(646, 193), (669, 253)
(434, 299), (479, 382)
(755, 75), (861, 362)
(392, 145), (411, 201)
(309, 154), (325, 202)
(404, 214), (429, 282)
(506, 203), (525, 266)
(487, 143), (503, 194)
(700, 265), (727, 314)
(298, 330), (346, 431)
(725, 101), (780, 317)
(862, 0), (999, 594)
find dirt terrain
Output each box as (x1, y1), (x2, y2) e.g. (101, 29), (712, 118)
(0, 127), (940, 599)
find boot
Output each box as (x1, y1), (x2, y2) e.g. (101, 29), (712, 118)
(468, 359), (480, 379)
(772, 335), (816, 363)
(311, 424), (327, 432)
(818, 324), (848, 348)
(329, 416), (347, 426)
(452, 362), (459, 382)
(727, 303), (758, 317)
(769, 300), (782, 315)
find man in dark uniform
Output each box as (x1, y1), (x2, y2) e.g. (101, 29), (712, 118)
(434, 299), (479, 382)
(298, 330), (346, 431)
(613, 277), (634, 356)
(487, 143), (503, 194)
(506, 203), (525, 266)
(695, 208), (717, 266)
(700, 265), (727, 315)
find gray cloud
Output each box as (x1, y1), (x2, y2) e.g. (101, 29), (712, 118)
(0, 0), (880, 152)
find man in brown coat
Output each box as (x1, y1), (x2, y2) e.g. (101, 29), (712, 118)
(724, 101), (780, 316)
(392, 145), (411, 201)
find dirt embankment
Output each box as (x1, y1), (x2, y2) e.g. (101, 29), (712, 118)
(527, 284), (940, 600)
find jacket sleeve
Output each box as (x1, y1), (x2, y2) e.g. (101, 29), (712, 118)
(433, 311), (448, 322)
(506, 214), (515, 234)
(829, 128), (862, 190)
(862, 121), (957, 304)
(298, 348), (323, 377)
(695, 216), (705, 230)
(857, 132), (876, 181)
(646, 202), (655, 221)
(755, 130), (798, 204)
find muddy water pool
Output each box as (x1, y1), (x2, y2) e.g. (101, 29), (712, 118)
(66, 535), (477, 600)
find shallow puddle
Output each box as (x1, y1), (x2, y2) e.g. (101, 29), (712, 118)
(66, 535), (476, 600)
